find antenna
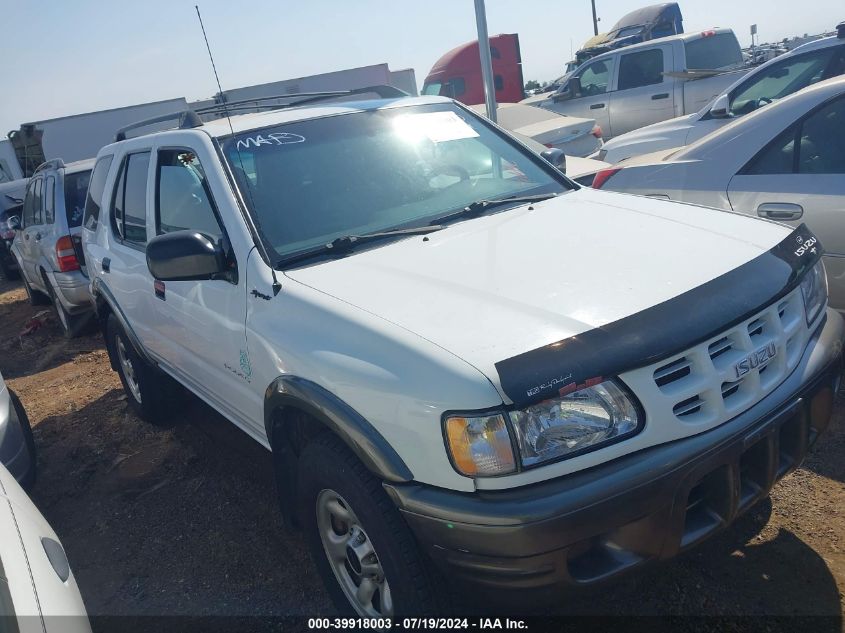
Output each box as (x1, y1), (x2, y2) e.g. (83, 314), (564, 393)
(194, 5), (282, 296)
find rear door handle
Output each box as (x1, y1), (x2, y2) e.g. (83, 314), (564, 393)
(590, 103), (605, 109)
(102, 257), (111, 273)
(651, 93), (670, 100)
(757, 202), (803, 221)
(34, 233), (41, 241)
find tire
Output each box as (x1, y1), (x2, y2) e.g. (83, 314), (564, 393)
(0, 257), (19, 281)
(23, 275), (50, 306)
(46, 282), (87, 339)
(105, 314), (184, 425)
(297, 432), (449, 617)
(8, 390), (36, 491)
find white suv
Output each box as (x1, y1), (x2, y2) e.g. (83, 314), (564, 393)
(10, 159), (94, 337)
(82, 90), (843, 616)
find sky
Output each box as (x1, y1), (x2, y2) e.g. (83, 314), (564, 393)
(0, 0), (840, 133)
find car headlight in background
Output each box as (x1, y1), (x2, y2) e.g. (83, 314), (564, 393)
(510, 380), (640, 467)
(443, 380), (641, 477)
(800, 260), (827, 325)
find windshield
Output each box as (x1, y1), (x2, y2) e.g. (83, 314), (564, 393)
(64, 170), (91, 228)
(222, 103), (569, 264)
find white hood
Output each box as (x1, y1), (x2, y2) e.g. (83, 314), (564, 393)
(287, 188), (790, 394)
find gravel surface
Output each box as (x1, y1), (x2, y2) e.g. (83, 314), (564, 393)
(0, 275), (843, 631)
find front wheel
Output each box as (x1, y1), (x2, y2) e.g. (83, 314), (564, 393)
(297, 433), (448, 616)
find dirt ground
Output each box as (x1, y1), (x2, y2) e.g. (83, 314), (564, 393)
(0, 274), (843, 630)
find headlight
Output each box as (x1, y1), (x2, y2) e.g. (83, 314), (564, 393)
(800, 260), (827, 325)
(444, 413), (516, 476)
(509, 380), (640, 467)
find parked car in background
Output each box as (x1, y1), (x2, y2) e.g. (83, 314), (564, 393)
(511, 131), (611, 186)
(82, 91), (842, 615)
(524, 29), (750, 139)
(10, 159), (93, 338)
(0, 179), (29, 280)
(470, 102), (603, 157)
(0, 372), (35, 489)
(0, 463), (91, 632)
(594, 76), (845, 311)
(597, 26), (845, 163)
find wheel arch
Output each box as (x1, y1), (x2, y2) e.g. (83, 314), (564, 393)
(264, 375), (414, 523)
(91, 277), (155, 370)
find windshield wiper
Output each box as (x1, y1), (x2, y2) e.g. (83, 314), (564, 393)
(431, 193), (559, 225)
(277, 225), (444, 268)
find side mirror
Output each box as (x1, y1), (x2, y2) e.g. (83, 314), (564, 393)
(566, 76), (582, 99)
(7, 216), (21, 231)
(540, 148), (567, 174)
(146, 231), (225, 281)
(709, 93), (730, 118)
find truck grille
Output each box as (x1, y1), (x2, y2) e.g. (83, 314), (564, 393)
(621, 287), (811, 433)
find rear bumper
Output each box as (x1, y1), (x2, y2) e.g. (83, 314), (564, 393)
(49, 269), (92, 313)
(387, 309), (844, 594)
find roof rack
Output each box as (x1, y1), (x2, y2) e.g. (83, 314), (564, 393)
(115, 110), (203, 142)
(113, 85), (409, 143)
(194, 84), (408, 115)
(33, 158), (66, 174)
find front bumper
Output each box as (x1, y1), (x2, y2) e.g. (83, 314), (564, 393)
(0, 387), (34, 485)
(386, 309), (844, 595)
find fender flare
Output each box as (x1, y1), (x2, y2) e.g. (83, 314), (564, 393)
(91, 277), (156, 368)
(264, 375), (413, 483)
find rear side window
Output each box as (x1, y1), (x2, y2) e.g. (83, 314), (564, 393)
(22, 181), (36, 227)
(618, 48), (664, 90)
(64, 171), (91, 228)
(156, 149), (222, 240)
(685, 33), (742, 70)
(444, 78), (466, 98)
(83, 156), (114, 231)
(729, 47), (842, 116)
(33, 179), (43, 225)
(111, 152), (150, 245)
(742, 95), (845, 175)
(44, 176), (55, 224)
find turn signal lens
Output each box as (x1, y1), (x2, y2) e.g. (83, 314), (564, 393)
(444, 414), (516, 477)
(591, 124), (603, 138)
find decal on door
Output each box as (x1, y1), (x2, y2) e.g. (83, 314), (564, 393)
(225, 349), (253, 383)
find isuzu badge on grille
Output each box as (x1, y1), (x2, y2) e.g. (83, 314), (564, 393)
(734, 342), (777, 379)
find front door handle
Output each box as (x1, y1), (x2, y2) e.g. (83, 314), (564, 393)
(590, 103), (605, 109)
(102, 257), (111, 273)
(651, 93), (670, 100)
(34, 233), (41, 241)
(757, 202), (803, 221)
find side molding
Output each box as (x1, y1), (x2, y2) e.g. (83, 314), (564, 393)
(264, 376), (413, 482)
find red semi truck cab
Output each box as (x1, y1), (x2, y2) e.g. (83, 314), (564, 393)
(422, 33), (525, 105)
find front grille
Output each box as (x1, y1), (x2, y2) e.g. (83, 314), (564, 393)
(621, 286), (811, 434)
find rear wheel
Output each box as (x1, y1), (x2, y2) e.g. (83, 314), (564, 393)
(46, 282), (87, 339)
(23, 275), (49, 306)
(297, 433), (448, 616)
(0, 257), (19, 281)
(106, 314), (183, 425)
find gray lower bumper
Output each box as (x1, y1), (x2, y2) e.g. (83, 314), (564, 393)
(387, 309), (845, 595)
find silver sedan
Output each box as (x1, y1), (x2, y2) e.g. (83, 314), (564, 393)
(593, 75), (845, 312)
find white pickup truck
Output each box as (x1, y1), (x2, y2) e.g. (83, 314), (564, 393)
(524, 28), (751, 139)
(82, 91), (843, 616)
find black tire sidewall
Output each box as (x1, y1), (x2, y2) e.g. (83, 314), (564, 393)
(298, 435), (443, 616)
(105, 314), (181, 426)
(8, 390), (36, 490)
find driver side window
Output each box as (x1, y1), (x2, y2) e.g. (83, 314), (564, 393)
(577, 59), (615, 96)
(156, 149), (223, 240)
